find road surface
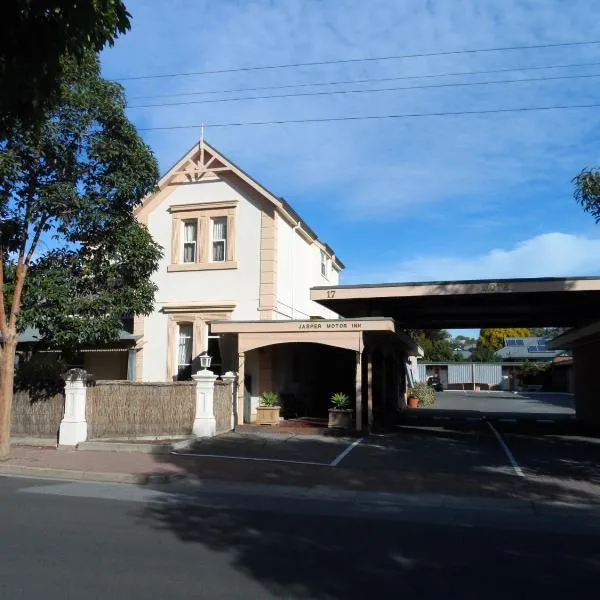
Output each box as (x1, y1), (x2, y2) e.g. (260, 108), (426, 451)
(430, 390), (575, 415)
(1, 475), (599, 599)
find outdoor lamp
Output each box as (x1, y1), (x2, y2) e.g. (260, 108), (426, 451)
(199, 351), (212, 370)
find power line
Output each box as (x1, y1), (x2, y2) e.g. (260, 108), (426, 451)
(137, 102), (600, 131)
(115, 39), (600, 81)
(127, 72), (600, 109)
(128, 60), (600, 101)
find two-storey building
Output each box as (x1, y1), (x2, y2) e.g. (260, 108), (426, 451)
(132, 140), (355, 421)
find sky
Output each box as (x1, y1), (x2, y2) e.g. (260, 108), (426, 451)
(101, 0), (600, 336)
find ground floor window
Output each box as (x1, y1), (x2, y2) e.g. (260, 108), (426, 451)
(177, 323), (193, 380)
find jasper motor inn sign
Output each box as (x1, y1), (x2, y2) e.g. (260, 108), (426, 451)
(298, 321), (363, 329)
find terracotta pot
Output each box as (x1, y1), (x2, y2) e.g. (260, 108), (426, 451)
(256, 406), (281, 425)
(407, 396), (419, 408)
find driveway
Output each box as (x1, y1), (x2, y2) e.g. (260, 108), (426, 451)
(433, 390), (574, 413)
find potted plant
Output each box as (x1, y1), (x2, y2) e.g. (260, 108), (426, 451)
(407, 387), (419, 408)
(256, 391), (281, 425)
(407, 383), (436, 408)
(328, 392), (353, 429)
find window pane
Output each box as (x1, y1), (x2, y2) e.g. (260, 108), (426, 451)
(177, 324), (193, 381)
(213, 240), (225, 262)
(183, 242), (196, 263)
(213, 217), (227, 240)
(178, 324), (193, 365)
(184, 221), (197, 242)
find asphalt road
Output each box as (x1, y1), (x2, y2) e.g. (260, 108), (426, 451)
(431, 390), (575, 414)
(1, 475), (599, 599)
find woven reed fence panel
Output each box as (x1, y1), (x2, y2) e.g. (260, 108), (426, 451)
(86, 382), (195, 439)
(214, 381), (233, 434)
(11, 391), (64, 438)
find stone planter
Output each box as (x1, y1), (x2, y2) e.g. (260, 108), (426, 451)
(256, 406), (281, 425)
(328, 409), (353, 429)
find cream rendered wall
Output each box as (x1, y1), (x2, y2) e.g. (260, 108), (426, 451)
(275, 213), (339, 320)
(143, 178), (262, 381)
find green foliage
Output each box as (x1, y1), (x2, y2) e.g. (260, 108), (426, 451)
(470, 345), (501, 363)
(1, 52), (161, 349)
(574, 167), (600, 223)
(520, 361), (551, 378)
(531, 327), (568, 340)
(478, 328), (533, 351)
(0, 0), (131, 131)
(413, 329), (463, 362)
(260, 391), (280, 407)
(330, 392), (351, 410)
(407, 383), (436, 407)
(14, 353), (67, 401)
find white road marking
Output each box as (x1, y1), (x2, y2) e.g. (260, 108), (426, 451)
(487, 421), (525, 478)
(329, 438), (363, 467)
(171, 451), (327, 467)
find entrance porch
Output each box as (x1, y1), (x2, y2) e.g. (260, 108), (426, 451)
(210, 318), (419, 431)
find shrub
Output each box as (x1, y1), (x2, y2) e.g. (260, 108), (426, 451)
(408, 382), (436, 407)
(330, 392), (351, 410)
(260, 391), (280, 407)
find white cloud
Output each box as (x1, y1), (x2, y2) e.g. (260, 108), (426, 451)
(346, 233), (600, 282)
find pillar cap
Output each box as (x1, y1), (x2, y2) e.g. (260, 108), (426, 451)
(61, 368), (89, 382)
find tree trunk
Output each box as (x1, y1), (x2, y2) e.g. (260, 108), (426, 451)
(0, 340), (17, 460)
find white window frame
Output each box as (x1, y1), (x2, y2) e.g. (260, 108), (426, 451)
(182, 220), (198, 264)
(211, 216), (227, 263)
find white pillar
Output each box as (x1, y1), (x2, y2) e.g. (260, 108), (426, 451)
(191, 369), (218, 438)
(59, 368), (88, 446)
(221, 371), (237, 430)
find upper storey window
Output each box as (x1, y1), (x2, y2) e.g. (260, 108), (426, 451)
(168, 201), (237, 272)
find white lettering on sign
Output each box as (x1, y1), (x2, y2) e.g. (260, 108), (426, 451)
(298, 322), (362, 330)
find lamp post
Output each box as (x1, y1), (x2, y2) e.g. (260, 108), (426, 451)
(199, 351), (212, 372)
(192, 351), (217, 438)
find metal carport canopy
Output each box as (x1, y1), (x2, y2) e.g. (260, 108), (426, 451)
(310, 276), (600, 329)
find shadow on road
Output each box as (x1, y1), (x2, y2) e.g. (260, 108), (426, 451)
(139, 492), (600, 599)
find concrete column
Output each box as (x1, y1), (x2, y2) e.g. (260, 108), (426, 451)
(191, 369), (218, 438)
(237, 352), (245, 425)
(127, 348), (136, 381)
(355, 351), (362, 431)
(367, 352), (373, 431)
(221, 371), (237, 430)
(59, 368), (88, 446)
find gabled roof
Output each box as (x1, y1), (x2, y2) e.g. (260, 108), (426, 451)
(135, 139), (344, 270)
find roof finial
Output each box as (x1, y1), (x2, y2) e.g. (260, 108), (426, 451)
(200, 123), (205, 147)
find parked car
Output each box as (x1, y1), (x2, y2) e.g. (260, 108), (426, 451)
(427, 376), (444, 392)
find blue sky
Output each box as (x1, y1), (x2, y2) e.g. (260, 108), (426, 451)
(101, 0), (600, 336)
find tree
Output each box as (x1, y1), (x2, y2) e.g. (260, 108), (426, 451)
(574, 167), (600, 223)
(0, 0), (130, 132)
(412, 329), (465, 362)
(531, 327), (568, 340)
(477, 328), (533, 351)
(470, 345), (501, 363)
(0, 52), (161, 459)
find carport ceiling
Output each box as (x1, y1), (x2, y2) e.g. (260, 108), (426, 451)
(311, 277), (600, 329)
